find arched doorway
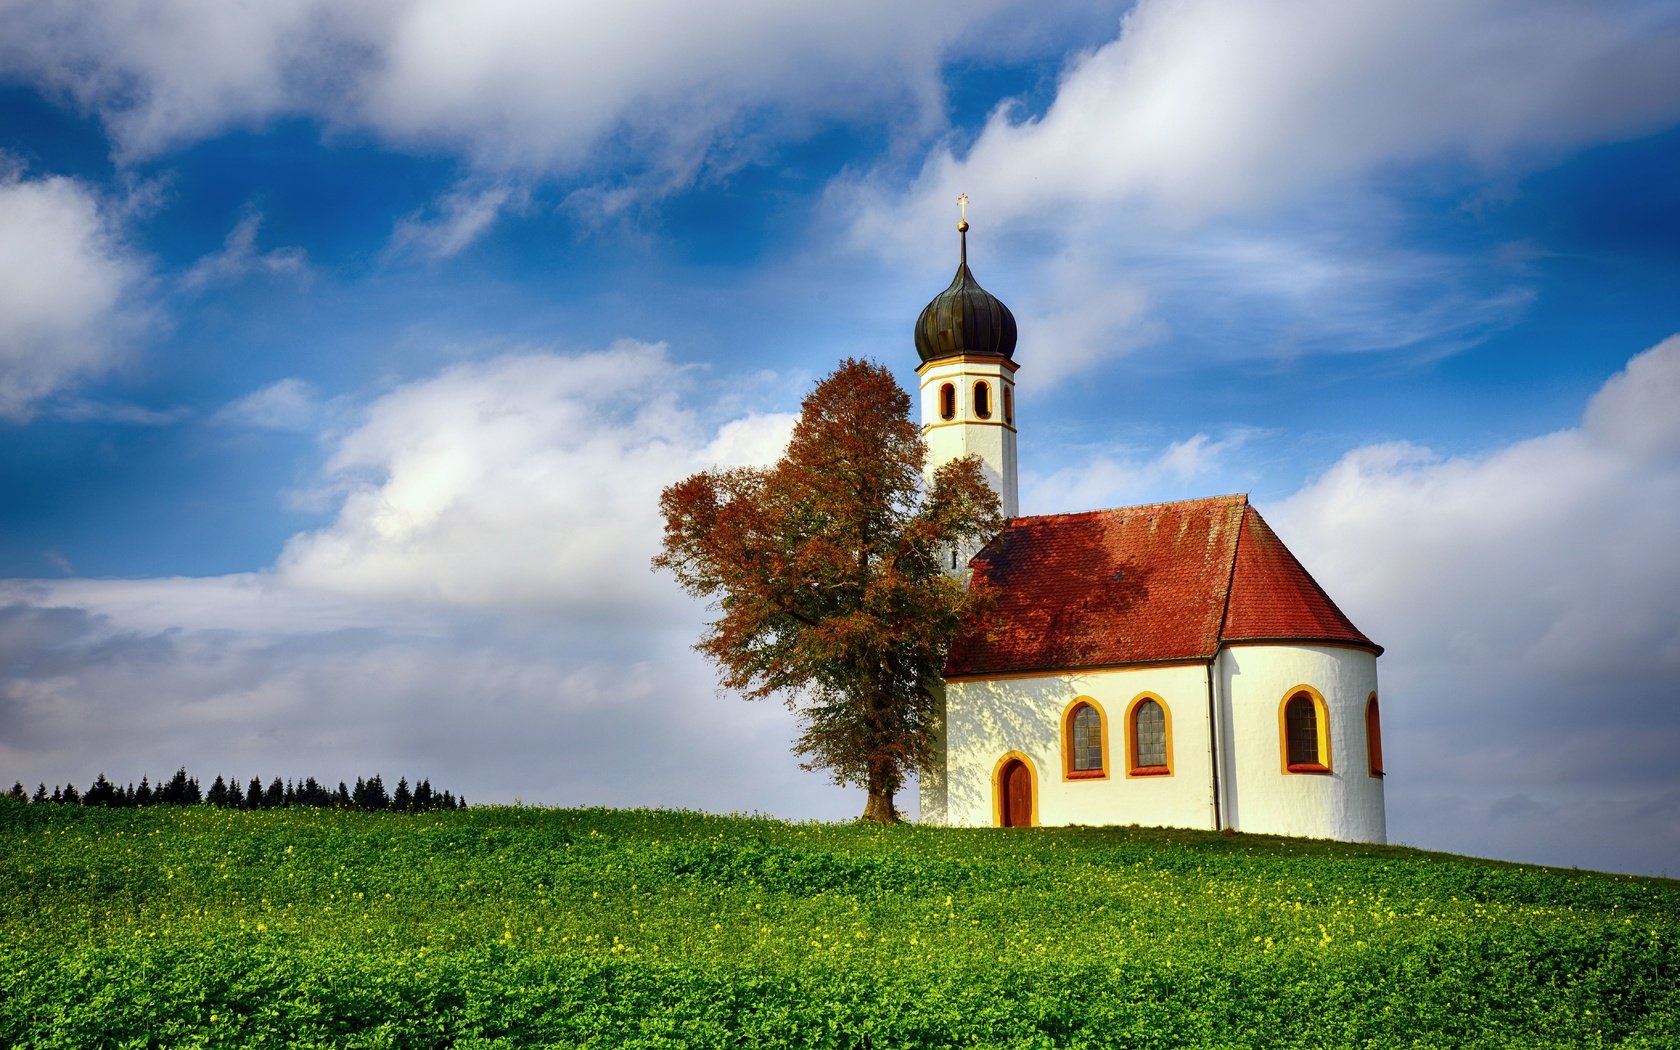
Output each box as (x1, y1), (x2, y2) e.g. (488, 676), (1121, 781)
(998, 756), (1035, 827)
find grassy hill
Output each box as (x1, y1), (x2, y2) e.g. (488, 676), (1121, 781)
(2, 798), (1675, 1048)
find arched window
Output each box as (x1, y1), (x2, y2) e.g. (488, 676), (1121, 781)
(1366, 694), (1384, 778)
(1003, 385), (1014, 425)
(939, 382), (956, 421)
(973, 380), (992, 420)
(1281, 689), (1331, 774)
(1061, 698), (1107, 780)
(1127, 695), (1172, 776)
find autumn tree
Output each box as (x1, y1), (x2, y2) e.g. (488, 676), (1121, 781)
(655, 358), (1002, 822)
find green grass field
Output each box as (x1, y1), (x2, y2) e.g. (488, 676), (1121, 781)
(2, 798), (1675, 1048)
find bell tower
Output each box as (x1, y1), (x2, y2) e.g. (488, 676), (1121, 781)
(914, 197), (1019, 521)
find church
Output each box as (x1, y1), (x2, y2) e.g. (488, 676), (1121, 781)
(914, 214), (1387, 843)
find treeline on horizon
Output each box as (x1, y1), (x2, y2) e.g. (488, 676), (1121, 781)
(5, 767), (465, 812)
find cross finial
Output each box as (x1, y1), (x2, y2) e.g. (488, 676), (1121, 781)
(957, 193), (970, 228)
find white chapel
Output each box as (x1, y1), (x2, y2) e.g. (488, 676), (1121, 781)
(915, 216), (1387, 843)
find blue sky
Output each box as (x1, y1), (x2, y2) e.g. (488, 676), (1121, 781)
(2, 0), (1679, 877)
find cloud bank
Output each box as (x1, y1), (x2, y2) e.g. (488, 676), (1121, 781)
(1270, 334), (1680, 875)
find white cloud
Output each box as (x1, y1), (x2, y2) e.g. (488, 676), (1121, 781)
(1582, 334), (1680, 460)
(0, 170), (153, 422)
(276, 341), (794, 615)
(865, 0), (1680, 233)
(386, 181), (529, 261)
(179, 212), (308, 291)
(0, 0), (379, 160)
(1022, 431), (1251, 514)
(0, 0), (1013, 187)
(353, 1), (995, 177)
(212, 378), (327, 433)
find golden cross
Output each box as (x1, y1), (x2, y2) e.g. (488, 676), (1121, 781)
(957, 193), (969, 222)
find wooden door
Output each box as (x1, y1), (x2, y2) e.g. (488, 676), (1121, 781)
(1000, 758), (1033, 827)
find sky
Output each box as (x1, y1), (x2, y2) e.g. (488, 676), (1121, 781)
(2, 0), (1678, 878)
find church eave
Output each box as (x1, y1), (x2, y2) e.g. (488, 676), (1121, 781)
(1216, 635), (1385, 658)
(943, 653), (1219, 683)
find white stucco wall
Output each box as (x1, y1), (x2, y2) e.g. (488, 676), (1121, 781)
(1217, 644), (1386, 843)
(931, 664), (1217, 829)
(924, 645), (1387, 842)
(917, 358), (1018, 518)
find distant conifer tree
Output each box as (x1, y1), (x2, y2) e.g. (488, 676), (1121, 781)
(335, 781), (351, 808)
(160, 767), (191, 805)
(283, 779), (296, 806)
(414, 779), (434, 811)
(122, 783), (136, 806)
(207, 775), (228, 807)
(85, 773), (118, 807)
(8, 781), (25, 800)
(264, 777), (284, 808)
(392, 777), (412, 812)
(61, 783), (80, 804)
(33, 783), (47, 803)
(135, 776), (153, 807)
(50, 786), (63, 804)
(365, 774), (389, 811)
(242, 777), (260, 809)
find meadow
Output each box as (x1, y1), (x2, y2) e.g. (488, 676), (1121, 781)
(1, 798), (1675, 1049)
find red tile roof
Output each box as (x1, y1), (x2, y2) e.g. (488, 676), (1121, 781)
(946, 494), (1379, 678)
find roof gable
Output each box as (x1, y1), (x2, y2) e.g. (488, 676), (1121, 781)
(946, 494), (1378, 678)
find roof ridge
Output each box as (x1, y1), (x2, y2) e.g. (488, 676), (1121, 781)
(1010, 492), (1249, 526)
(1212, 501), (1249, 649)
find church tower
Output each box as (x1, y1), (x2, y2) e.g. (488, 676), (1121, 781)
(914, 203), (1019, 521)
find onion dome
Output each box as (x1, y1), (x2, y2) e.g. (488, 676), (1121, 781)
(914, 219), (1017, 363)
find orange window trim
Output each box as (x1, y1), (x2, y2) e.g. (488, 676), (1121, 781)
(1124, 692), (1174, 778)
(992, 751), (1040, 828)
(938, 382), (956, 421)
(973, 379), (992, 420)
(1060, 697), (1109, 781)
(1278, 685), (1333, 775)
(1366, 693), (1384, 778)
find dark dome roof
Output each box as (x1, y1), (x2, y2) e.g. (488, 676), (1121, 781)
(914, 226), (1017, 363)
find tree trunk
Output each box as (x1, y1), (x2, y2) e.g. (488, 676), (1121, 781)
(860, 758), (900, 823)
(861, 785), (899, 823)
